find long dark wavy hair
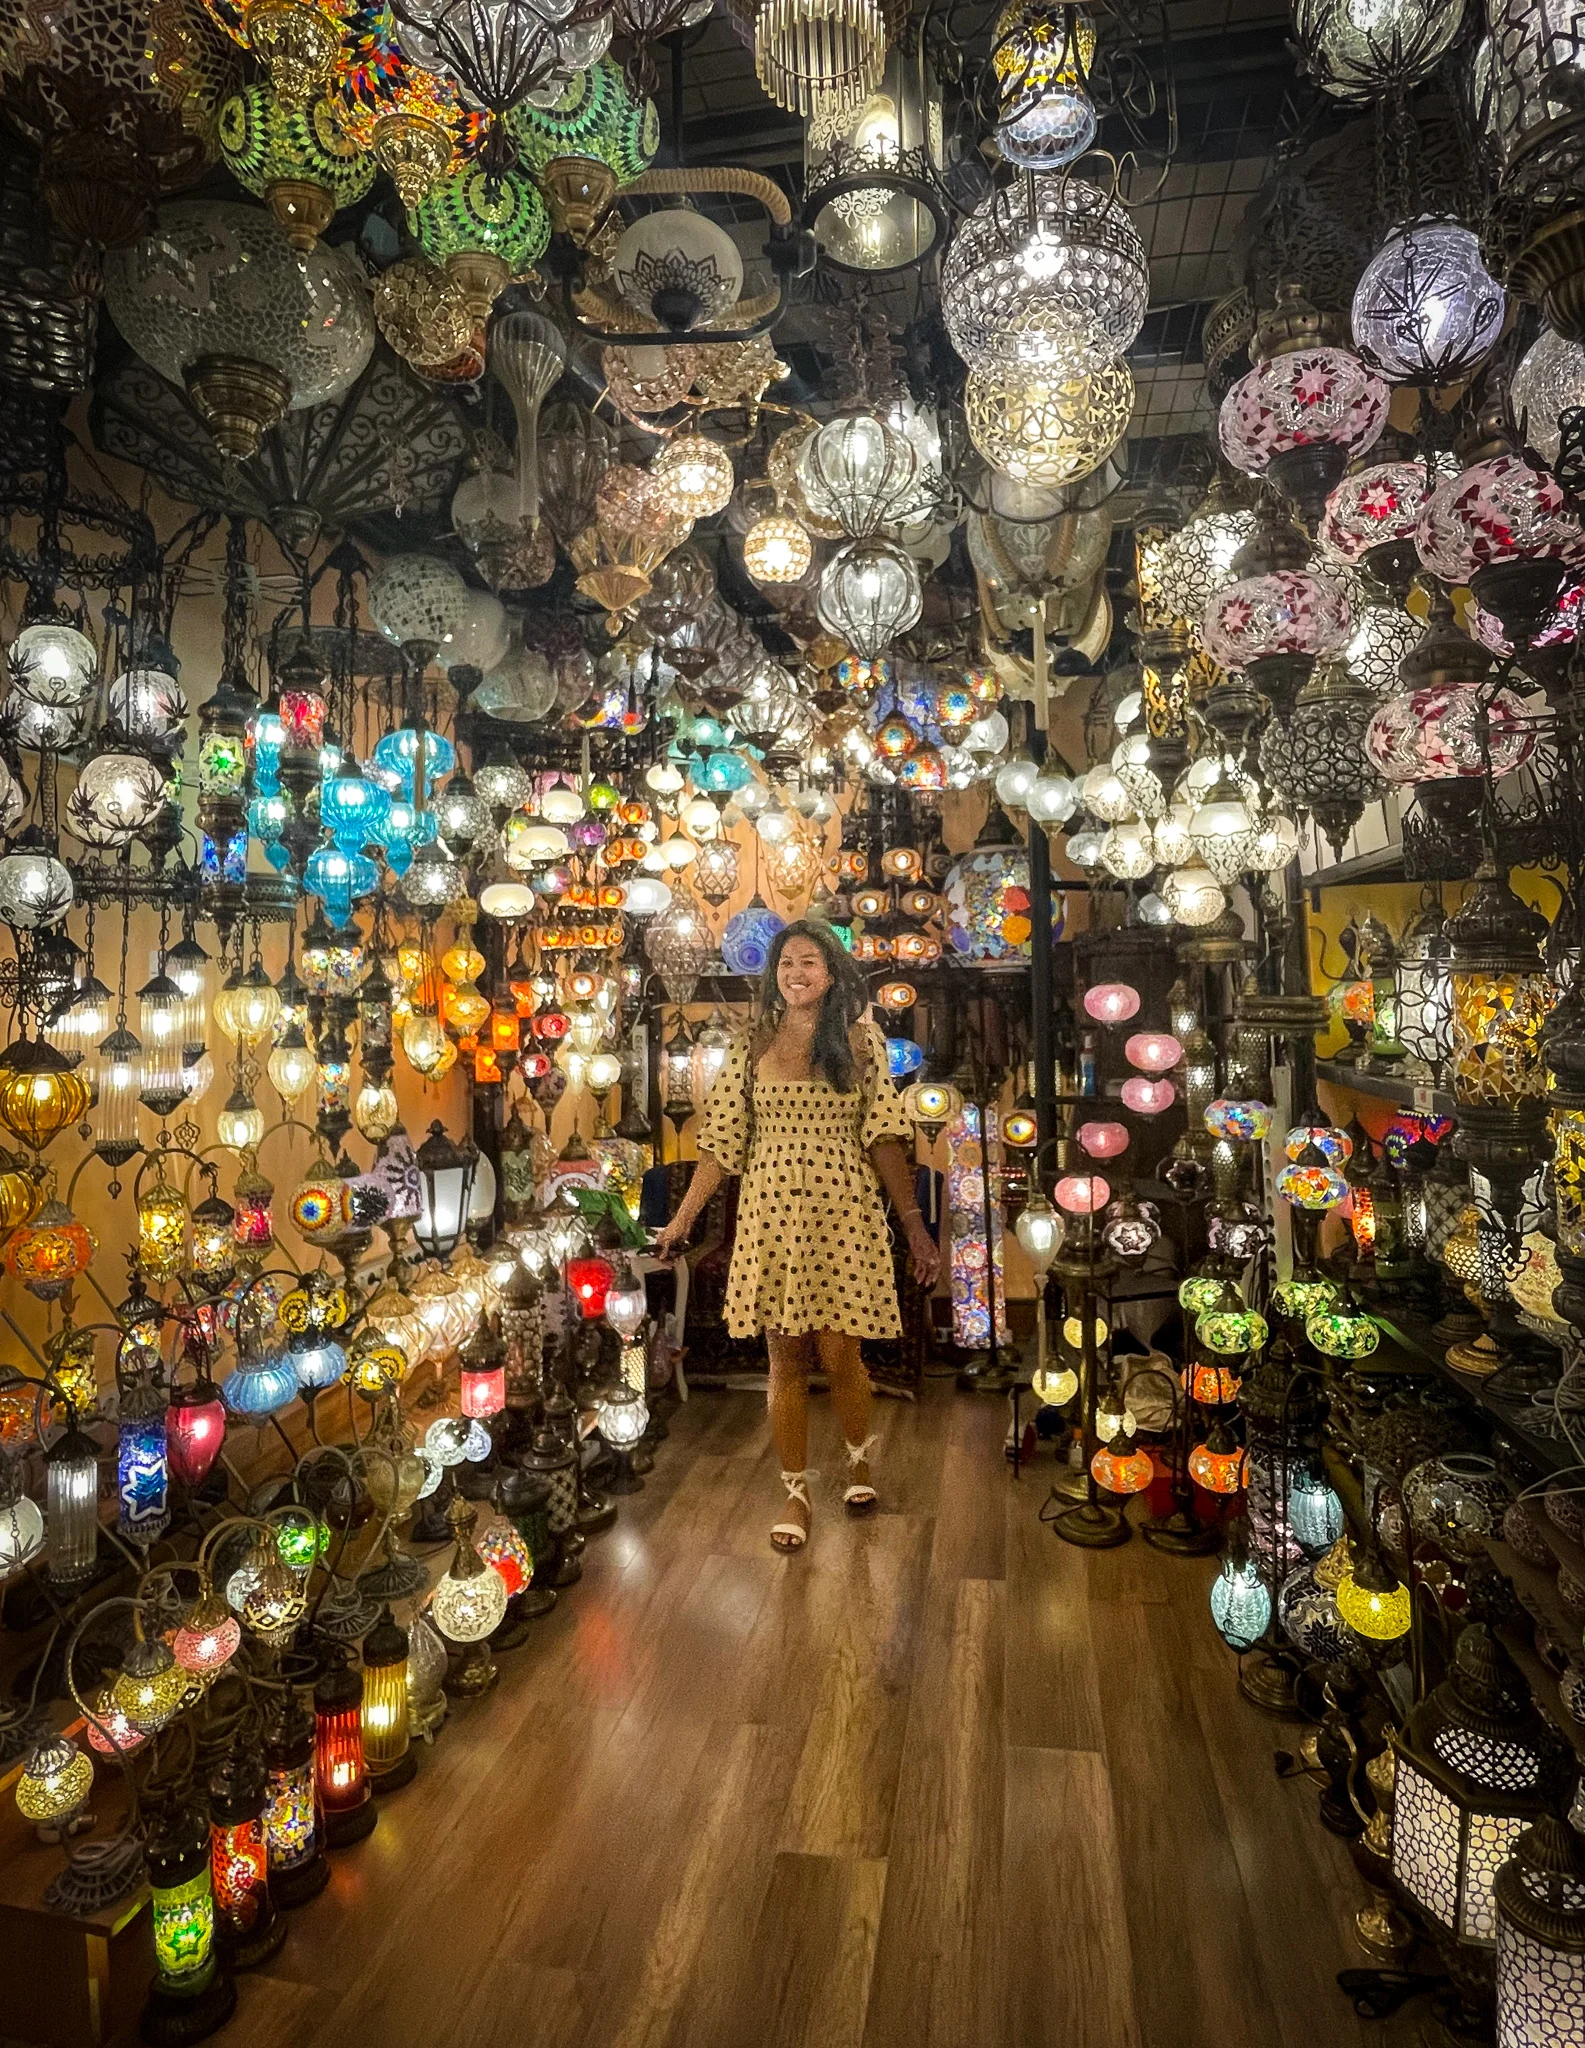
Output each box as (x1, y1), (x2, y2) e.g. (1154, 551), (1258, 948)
(755, 918), (869, 1093)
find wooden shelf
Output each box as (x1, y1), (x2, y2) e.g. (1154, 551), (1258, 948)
(1315, 1060), (1455, 1117)
(1484, 1538), (1585, 1762)
(1303, 844), (1405, 892)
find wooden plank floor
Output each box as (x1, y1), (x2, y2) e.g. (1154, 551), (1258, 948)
(224, 1382), (1417, 2048)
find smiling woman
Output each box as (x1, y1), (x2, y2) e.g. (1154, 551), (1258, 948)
(654, 918), (939, 1551)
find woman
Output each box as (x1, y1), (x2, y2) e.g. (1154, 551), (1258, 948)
(654, 919), (940, 1551)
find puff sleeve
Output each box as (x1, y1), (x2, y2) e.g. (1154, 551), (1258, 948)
(859, 1019), (913, 1152)
(696, 1037), (751, 1174)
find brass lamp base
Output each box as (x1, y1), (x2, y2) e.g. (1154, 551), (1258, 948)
(1238, 1647), (1303, 1717)
(445, 249), (510, 327)
(374, 111), (453, 213)
(1354, 1884), (1415, 1965)
(322, 1794), (377, 1849)
(1141, 1507), (1223, 1555)
(1051, 1499), (1130, 1549)
(369, 1749), (418, 1793)
(540, 154), (618, 242)
(266, 177), (334, 251)
(184, 354), (290, 460)
(270, 1851), (329, 1908)
(444, 1637), (498, 1698)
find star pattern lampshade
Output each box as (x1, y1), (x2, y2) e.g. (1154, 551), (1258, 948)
(1351, 218), (1506, 384)
(1219, 346), (1389, 478)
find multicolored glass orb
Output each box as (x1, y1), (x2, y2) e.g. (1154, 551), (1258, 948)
(1416, 453), (1585, 585)
(1284, 1123), (1351, 1165)
(1276, 1159), (1349, 1210)
(1179, 1273), (1231, 1315)
(1320, 457), (1429, 562)
(1203, 1098), (1273, 1142)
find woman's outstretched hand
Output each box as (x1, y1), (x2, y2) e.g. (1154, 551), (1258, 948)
(652, 1217), (691, 1263)
(905, 1217), (940, 1289)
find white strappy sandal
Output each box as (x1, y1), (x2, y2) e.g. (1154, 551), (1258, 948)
(843, 1435), (879, 1515)
(771, 1470), (812, 1552)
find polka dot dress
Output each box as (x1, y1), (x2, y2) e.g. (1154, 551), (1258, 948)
(697, 1018), (913, 1341)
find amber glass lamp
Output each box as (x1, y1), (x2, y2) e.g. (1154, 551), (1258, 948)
(361, 1607), (416, 1790)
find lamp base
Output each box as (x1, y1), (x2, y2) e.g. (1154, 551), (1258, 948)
(576, 1491), (617, 1533)
(410, 1694), (448, 1742)
(1237, 1648), (1303, 1716)
(1353, 1885), (1416, 1966)
(956, 1351), (1016, 1394)
(220, 1903), (287, 1972)
(369, 1750), (418, 1794)
(269, 1851), (329, 1908)
(605, 1457), (644, 1496)
(489, 1612), (535, 1652)
(1050, 1500), (1130, 1549)
(1141, 1507), (1223, 1555)
(518, 1586), (558, 1618)
(140, 1974), (237, 2047)
(445, 1640), (498, 1698)
(322, 1795), (377, 1849)
(552, 1551), (583, 1588)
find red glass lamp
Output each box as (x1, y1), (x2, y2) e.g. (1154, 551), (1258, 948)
(566, 1255), (616, 1318)
(313, 1661), (375, 1846)
(166, 1378), (227, 1490)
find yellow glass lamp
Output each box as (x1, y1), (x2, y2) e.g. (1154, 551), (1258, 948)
(1336, 1545), (1411, 1641)
(111, 1633), (191, 1734)
(137, 1179), (190, 1281)
(15, 1732), (93, 1841)
(0, 1040), (91, 1153)
(1031, 1361), (1078, 1405)
(402, 1010), (455, 1079)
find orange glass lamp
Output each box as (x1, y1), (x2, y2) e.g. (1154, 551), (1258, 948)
(1188, 1420), (1248, 1496)
(360, 1608), (417, 1792)
(313, 1660), (376, 1846)
(1184, 1360), (1243, 1405)
(208, 1751), (284, 1970)
(1091, 1426), (1154, 1496)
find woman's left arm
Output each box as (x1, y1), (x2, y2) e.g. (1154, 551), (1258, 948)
(870, 1138), (941, 1288)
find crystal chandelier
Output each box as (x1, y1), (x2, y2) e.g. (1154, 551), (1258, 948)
(754, 0), (886, 117)
(942, 173), (1148, 376)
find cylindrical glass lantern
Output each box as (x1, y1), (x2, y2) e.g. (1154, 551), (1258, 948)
(46, 1425), (98, 1587)
(361, 1608), (412, 1777)
(208, 1755), (272, 1948)
(313, 1661), (370, 1820)
(146, 1807), (220, 2001)
(1446, 869), (1554, 1113)
(1494, 1815), (1585, 2048)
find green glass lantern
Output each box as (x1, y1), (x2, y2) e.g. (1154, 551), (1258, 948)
(217, 85), (375, 251)
(1178, 1271), (1232, 1316)
(413, 162), (551, 323)
(1196, 1304), (1269, 1357)
(508, 57), (659, 183)
(1305, 1295), (1380, 1359)
(1270, 1273), (1338, 1322)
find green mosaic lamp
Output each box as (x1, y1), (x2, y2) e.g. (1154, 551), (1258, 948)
(218, 84), (376, 251)
(413, 161), (551, 323)
(508, 58), (658, 242)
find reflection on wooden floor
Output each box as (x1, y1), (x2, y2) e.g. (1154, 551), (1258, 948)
(224, 1382), (1420, 2048)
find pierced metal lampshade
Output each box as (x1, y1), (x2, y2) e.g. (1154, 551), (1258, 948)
(1257, 657), (1385, 856)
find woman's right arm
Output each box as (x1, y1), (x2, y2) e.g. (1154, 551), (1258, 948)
(653, 1151), (729, 1260)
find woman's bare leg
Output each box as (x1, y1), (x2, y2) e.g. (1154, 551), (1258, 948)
(766, 1331), (816, 1546)
(816, 1330), (877, 1508)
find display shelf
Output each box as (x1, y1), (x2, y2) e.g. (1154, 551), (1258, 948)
(1368, 1312), (1577, 1476)
(1303, 844), (1405, 893)
(1315, 1061), (1455, 1117)
(1485, 1538), (1585, 1761)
